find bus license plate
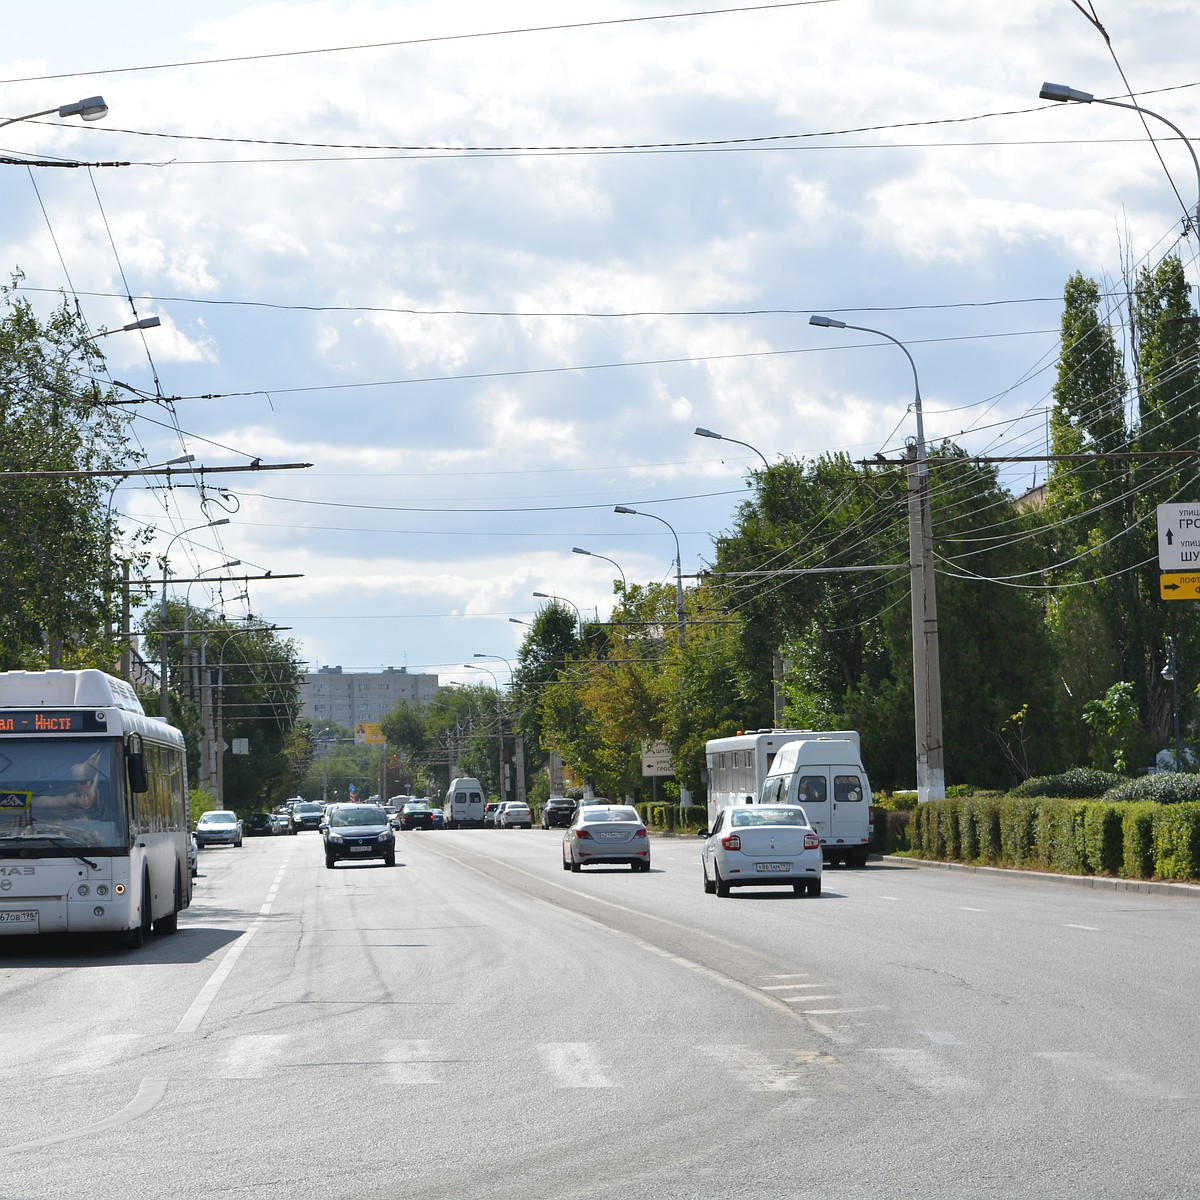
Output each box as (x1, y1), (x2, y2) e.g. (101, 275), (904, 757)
(0, 909), (39, 931)
(755, 862), (789, 873)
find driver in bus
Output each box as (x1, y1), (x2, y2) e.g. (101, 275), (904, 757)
(66, 755), (107, 823)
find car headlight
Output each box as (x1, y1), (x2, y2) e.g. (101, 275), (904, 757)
(378, 830), (394, 843)
(327, 833), (344, 844)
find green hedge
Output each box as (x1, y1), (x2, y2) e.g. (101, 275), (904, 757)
(636, 803), (707, 834)
(907, 794), (1200, 881)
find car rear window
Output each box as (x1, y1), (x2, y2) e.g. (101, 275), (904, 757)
(731, 807), (809, 827)
(582, 807), (640, 823)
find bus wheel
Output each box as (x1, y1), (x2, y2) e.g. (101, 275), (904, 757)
(154, 871), (181, 935)
(123, 873), (152, 947)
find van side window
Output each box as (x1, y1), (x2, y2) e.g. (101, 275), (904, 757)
(834, 774), (863, 802)
(761, 778), (783, 804)
(797, 775), (827, 804)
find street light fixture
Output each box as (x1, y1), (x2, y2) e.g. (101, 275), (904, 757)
(693, 426), (770, 469)
(87, 317), (161, 341)
(572, 546), (627, 592)
(614, 505), (685, 647)
(1039, 82), (1200, 233)
(160, 518), (231, 718)
(0, 96), (108, 130)
(809, 314), (944, 801)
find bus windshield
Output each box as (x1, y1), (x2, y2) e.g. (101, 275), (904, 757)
(0, 739), (123, 852)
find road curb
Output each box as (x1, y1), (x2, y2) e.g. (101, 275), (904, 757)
(882, 854), (1200, 900)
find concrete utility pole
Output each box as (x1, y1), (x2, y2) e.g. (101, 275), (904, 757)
(810, 315), (945, 800)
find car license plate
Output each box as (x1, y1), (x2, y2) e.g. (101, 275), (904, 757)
(755, 862), (789, 873)
(0, 909), (39, 931)
(599, 831), (625, 840)
(349, 845), (371, 853)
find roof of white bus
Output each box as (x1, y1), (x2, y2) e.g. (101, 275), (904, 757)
(0, 669), (144, 713)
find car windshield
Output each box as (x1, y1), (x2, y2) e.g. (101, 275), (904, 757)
(295, 803), (322, 813)
(582, 807), (640, 823)
(331, 807), (388, 827)
(731, 807), (809, 827)
(200, 812), (237, 826)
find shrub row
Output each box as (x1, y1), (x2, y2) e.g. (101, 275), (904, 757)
(908, 795), (1200, 880)
(636, 803), (707, 834)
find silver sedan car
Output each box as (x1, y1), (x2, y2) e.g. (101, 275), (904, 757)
(702, 804), (822, 897)
(562, 804), (650, 872)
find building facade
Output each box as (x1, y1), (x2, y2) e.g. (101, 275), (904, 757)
(300, 666), (441, 728)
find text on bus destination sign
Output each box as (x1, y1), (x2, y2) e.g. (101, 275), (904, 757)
(0, 711), (107, 734)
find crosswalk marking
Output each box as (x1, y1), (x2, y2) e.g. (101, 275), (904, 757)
(698, 1044), (840, 1092)
(540, 1042), (615, 1088)
(1034, 1052), (1186, 1099)
(865, 1048), (980, 1094)
(222, 1034), (290, 1079)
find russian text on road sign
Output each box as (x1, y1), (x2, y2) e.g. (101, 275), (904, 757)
(1157, 503), (1200, 570)
(1160, 573), (1200, 601)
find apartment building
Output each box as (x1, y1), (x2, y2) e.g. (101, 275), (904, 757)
(300, 665), (441, 727)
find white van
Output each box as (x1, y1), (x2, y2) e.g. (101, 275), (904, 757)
(758, 735), (873, 866)
(444, 777), (486, 829)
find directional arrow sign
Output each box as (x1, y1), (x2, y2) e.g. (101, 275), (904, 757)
(1160, 572), (1200, 601)
(1157, 503), (1200, 569)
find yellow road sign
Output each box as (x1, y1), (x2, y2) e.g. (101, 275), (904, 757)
(1160, 573), (1200, 600)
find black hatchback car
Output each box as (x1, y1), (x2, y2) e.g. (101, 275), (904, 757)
(244, 812), (275, 837)
(323, 803), (396, 868)
(400, 801), (436, 831)
(541, 797), (577, 829)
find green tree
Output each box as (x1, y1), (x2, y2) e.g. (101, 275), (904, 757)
(0, 278), (147, 669)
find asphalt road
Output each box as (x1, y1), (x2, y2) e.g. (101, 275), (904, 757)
(1, 828), (1198, 1199)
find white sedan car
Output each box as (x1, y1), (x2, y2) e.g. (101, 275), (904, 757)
(562, 804), (650, 872)
(495, 801), (533, 828)
(702, 804), (822, 897)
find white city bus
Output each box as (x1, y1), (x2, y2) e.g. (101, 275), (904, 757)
(704, 728), (861, 827)
(0, 669), (192, 946)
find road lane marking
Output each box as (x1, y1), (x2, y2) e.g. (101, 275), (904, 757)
(176, 859), (291, 1035)
(1064, 923), (1099, 931)
(540, 1043), (615, 1088)
(959, 907), (986, 912)
(0, 1078), (168, 1154)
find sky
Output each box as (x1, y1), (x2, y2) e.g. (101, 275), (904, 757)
(2, 0), (1198, 689)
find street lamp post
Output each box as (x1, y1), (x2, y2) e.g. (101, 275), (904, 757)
(532, 591), (583, 631)
(572, 546), (627, 593)
(809, 314), (945, 801)
(1039, 83), (1200, 233)
(1162, 640), (1182, 770)
(614, 505), (685, 647)
(317, 727), (333, 804)
(160, 518), (230, 718)
(465, 663), (506, 803)
(694, 426), (770, 469)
